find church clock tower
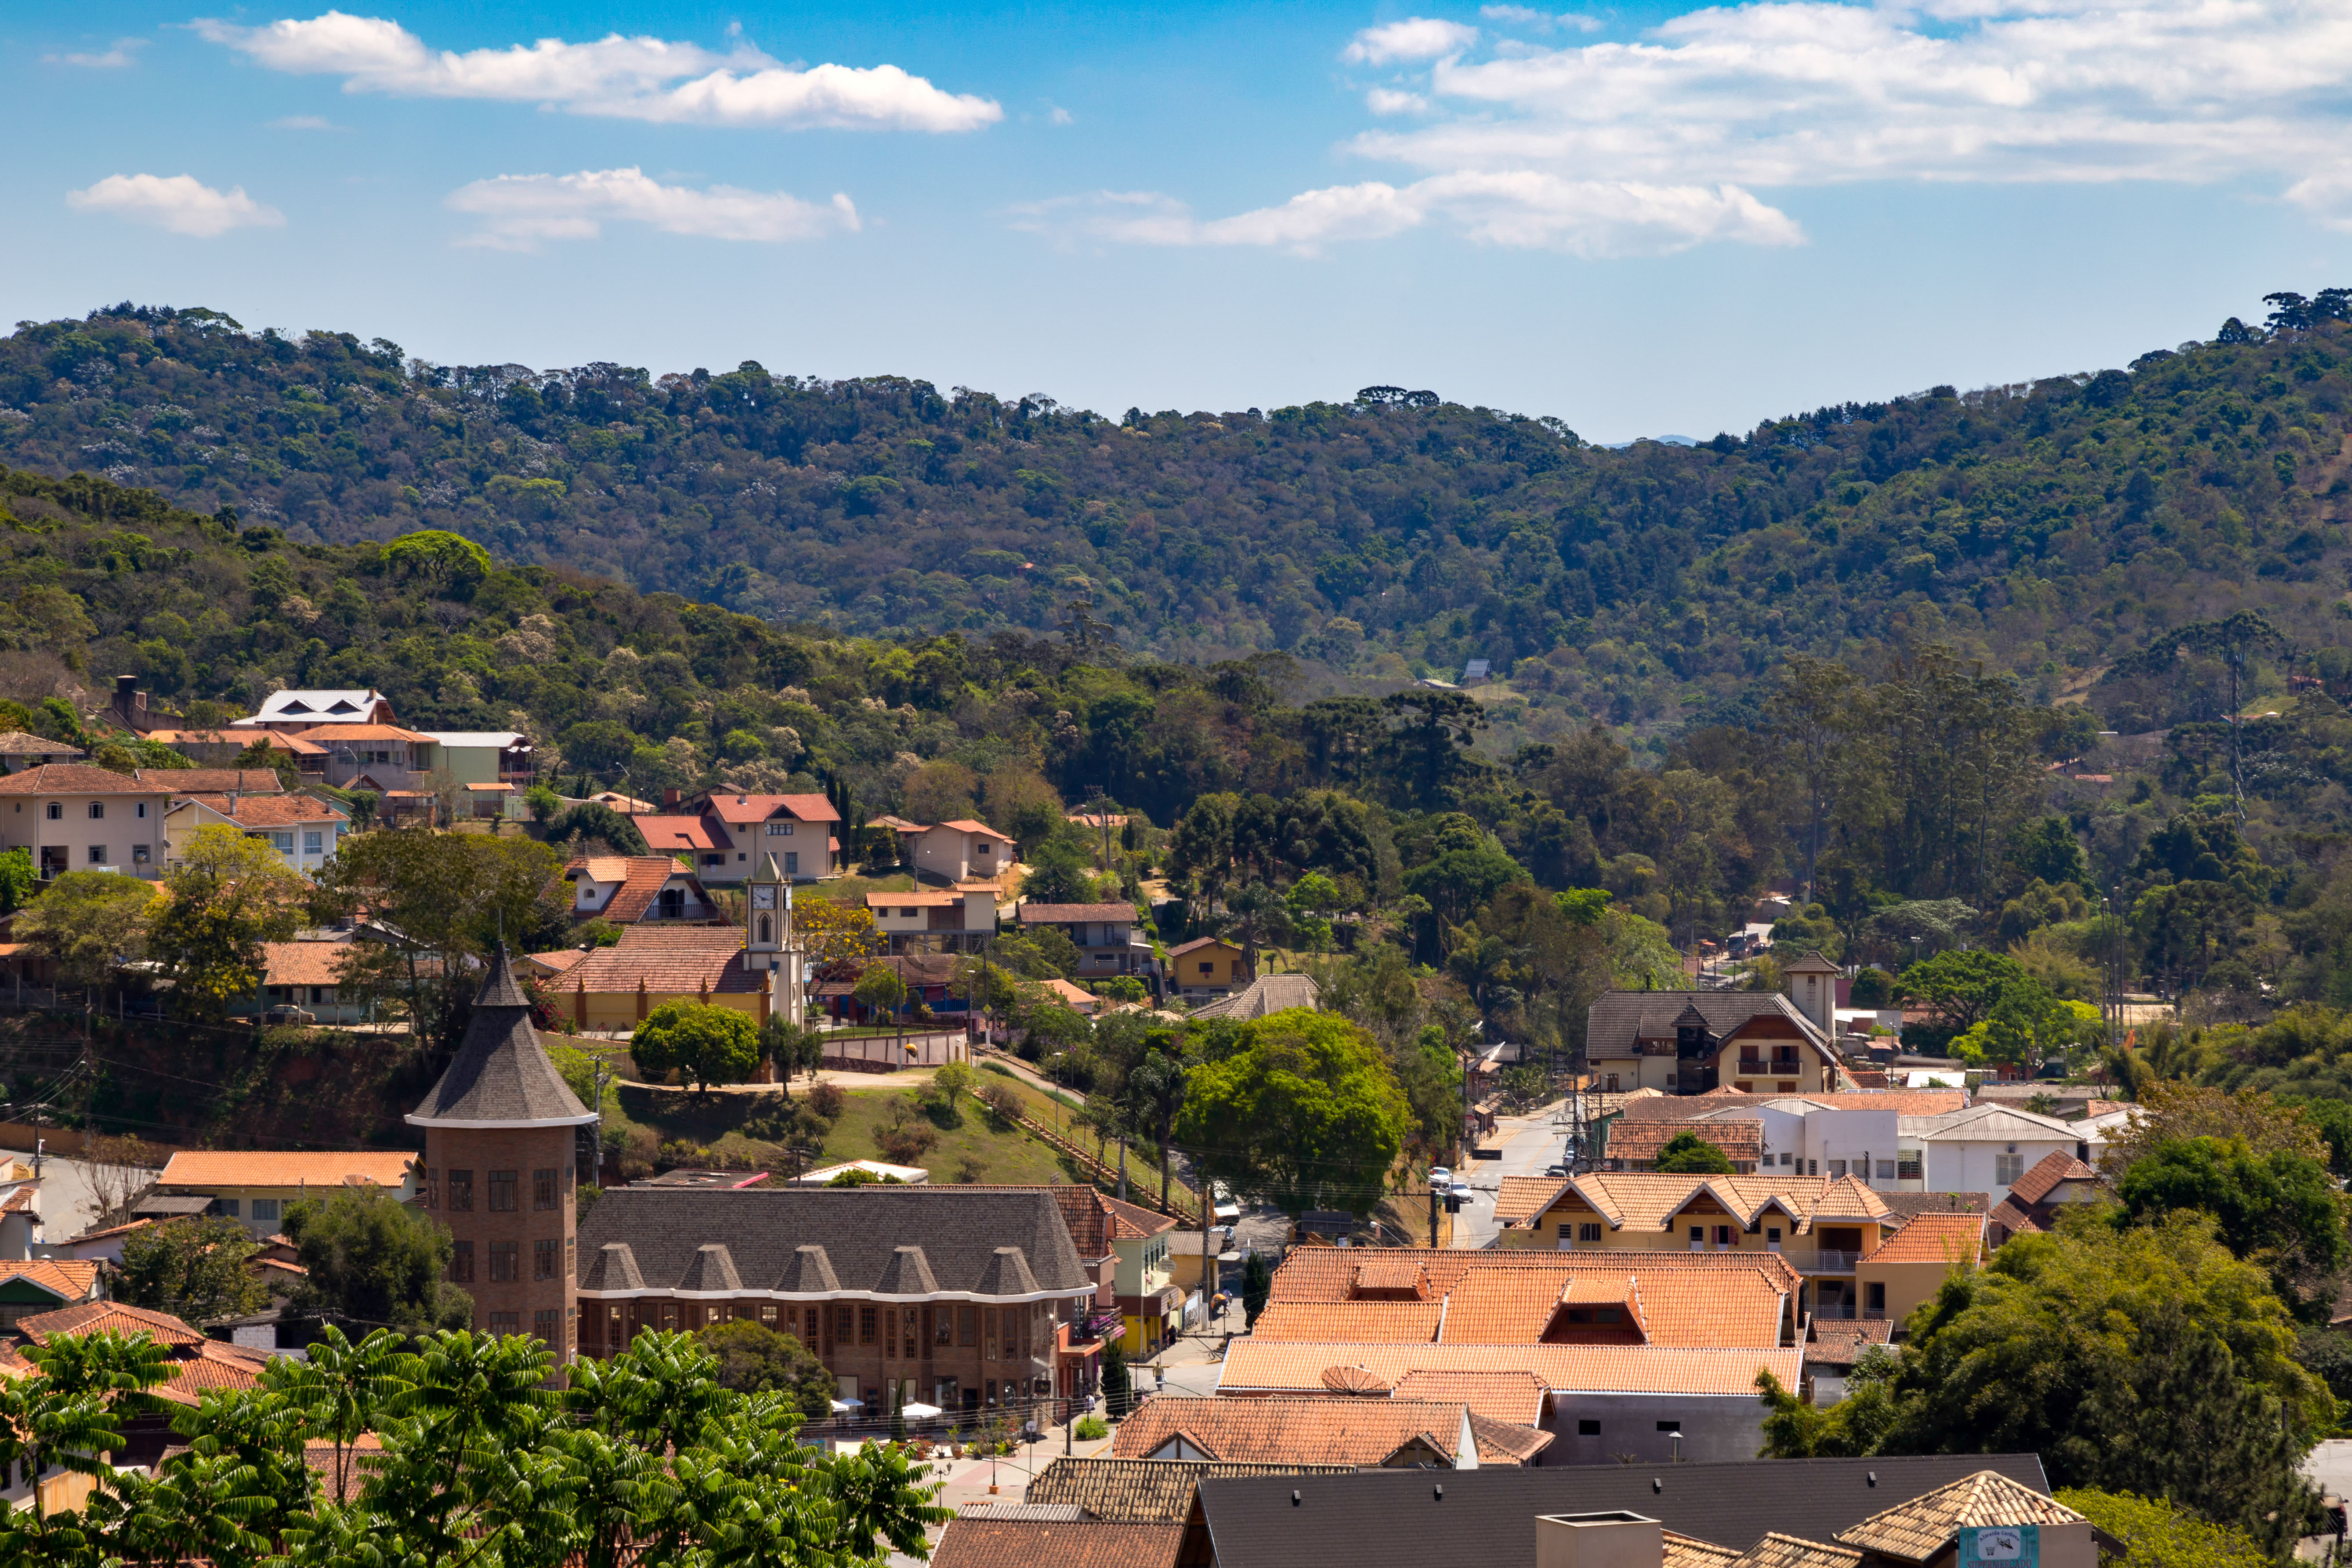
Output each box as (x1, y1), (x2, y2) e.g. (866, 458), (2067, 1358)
(408, 945), (599, 1359)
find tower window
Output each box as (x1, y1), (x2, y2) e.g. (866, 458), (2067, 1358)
(534, 1239), (557, 1281)
(488, 1170), (517, 1212)
(450, 1241), (474, 1283)
(489, 1241), (518, 1282)
(447, 1170), (473, 1212)
(533, 1168), (556, 1210)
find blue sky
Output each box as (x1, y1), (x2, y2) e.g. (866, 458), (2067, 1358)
(6, 0), (2351, 441)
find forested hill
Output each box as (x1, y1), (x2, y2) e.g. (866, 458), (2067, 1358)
(3, 298), (2350, 731)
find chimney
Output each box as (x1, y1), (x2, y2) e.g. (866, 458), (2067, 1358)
(112, 676), (150, 734)
(1537, 1513), (1665, 1568)
(663, 787), (681, 810)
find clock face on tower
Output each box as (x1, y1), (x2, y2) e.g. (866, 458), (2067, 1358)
(751, 887), (777, 909)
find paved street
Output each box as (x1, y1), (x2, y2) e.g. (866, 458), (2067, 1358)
(1452, 1099), (1570, 1249)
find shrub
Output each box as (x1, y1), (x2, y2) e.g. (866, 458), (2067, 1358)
(809, 1080), (848, 1122)
(1074, 1415), (1109, 1441)
(978, 1081), (1024, 1128)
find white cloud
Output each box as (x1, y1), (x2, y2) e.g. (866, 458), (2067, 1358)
(1479, 7), (1605, 32)
(1016, 175), (1798, 257)
(1342, 17), (1478, 64)
(1366, 88), (1433, 114)
(1049, 105), (1074, 125)
(47, 38), (146, 68)
(65, 174), (283, 237)
(445, 167), (859, 249)
(269, 114), (341, 130)
(195, 11), (1001, 131)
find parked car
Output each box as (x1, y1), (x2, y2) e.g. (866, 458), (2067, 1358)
(1543, 1163), (1570, 1177)
(1427, 1166), (1453, 1193)
(261, 1004), (315, 1025)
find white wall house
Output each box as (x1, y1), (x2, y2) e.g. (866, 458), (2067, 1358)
(1898, 1104), (2091, 1207)
(165, 792), (347, 875)
(1698, 1100), (1900, 1182)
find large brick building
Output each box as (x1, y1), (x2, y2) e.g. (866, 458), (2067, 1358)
(408, 948), (599, 1356)
(575, 1186), (1097, 1418)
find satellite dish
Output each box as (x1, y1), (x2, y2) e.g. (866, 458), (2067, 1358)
(1321, 1364), (1393, 1395)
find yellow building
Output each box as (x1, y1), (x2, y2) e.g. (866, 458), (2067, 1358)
(1491, 1171), (1895, 1323)
(1852, 1210), (1985, 1324)
(1165, 937), (1252, 997)
(1583, 992), (1845, 1096)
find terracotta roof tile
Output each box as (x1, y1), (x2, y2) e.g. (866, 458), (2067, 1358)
(260, 942), (355, 988)
(1607, 1119), (1766, 1166)
(1616, 1090), (1970, 1121)
(1667, 1533), (1746, 1568)
(21, 1300), (206, 1346)
(631, 815), (731, 853)
(146, 728), (326, 755)
(1495, 1173), (1892, 1235)
(1389, 1369), (1549, 1423)
(1101, 1193), (1179, 1239)
(931, 1519), (1183, 1568)
(159, 1150), (415, 1190)
(287, 724), (432, 743)
(1835, 1472), (2084, 1562)
(0, 764), (174, 796)
(2006, 1151), (2101, 1207)
(1735, 1534), (1865, 1568)
(1111, 1395), (1497, 1466)
(1865, 1211), (1984, 1264)
(1806, 1320), (1894, 1366)
(177, 792), (346, 826)
(1022, 1457), (1357, 1523)
(152, 1340), (272, 1406)
(1880, 1192), (1989, 1221)
(1164, 936), (1241, 957)
(1217, 1342), (1804, 1397)
(569, 855), (707, 923)
(565, 943), (765, 996)
(140, 769), (285, 793)
(0, 1259), (101, 1301)
(0, 731), (83, 757)
(933, 818), (1013, 841)
(1249, 1302), (1443, 1343)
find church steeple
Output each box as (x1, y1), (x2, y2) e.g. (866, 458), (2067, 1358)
(407, 944), (594, 1362)
(746, 851), (784, 968)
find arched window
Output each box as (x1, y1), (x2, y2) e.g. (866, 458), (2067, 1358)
(756, 913), (772, 945)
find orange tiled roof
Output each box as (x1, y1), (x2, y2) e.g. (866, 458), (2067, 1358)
(288, 724), (432, 743)
(0, 731), (82, 757)
(1249, 1302), (1443, 1343)
(260, 941), (354, 988)
(930, 1518), (1183, 1568)
(564, 942), (765, 996)
(0, 1259), (101, 1301)
(1735, 1534), (1865, 1568)
(1606, 1119), (1766, 1166)
(1497, 1172), (1892, 1234)
(1667, 1533), (1745, 1568)
(526, 948), (590, 976)
(1217, 1341), (1804, 1397)
(153, 1340), (272, 1406)
(1388, 1369), (1549, 1423)
(1101, 1193), (1179, 1240)
(1110, 1394), (1505, 1467)
(158, 1149), (416, 1190)
(1834, 1471), (2084, 1562)
(1617, 1090), (1970, 1121)
(0, 764), (174, 796)
(867, 891), (970, 909)
(179, 792), (346, 826)
(631, 815), (731, 853)
(2006, 1150), (2101, 1207)
(1866, 1211), (1985, 1265)
(146, 728), (325, 755)
(1433, 1260), (1787, 1349)
(933, 818), (1013, 842)
(146, 768), (287, 794)
(568, 855), (705, 922)
(696, 792), (839, 825)
(20, 1300), (206, 1347)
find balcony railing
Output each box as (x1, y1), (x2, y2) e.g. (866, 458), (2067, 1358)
(1811, 1302), (1888, 1321)
(1792, 1249), (1862, 1273)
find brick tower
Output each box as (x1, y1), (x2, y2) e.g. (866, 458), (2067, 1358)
(407, 945), (598, 1358)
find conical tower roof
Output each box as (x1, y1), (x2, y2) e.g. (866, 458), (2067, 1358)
(407, 943), (597, 1129)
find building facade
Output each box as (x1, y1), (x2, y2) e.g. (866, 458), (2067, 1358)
(408, 949), (599, 1353)
(0, 764), (179, 878)
(575, 1185), (1096, 1417)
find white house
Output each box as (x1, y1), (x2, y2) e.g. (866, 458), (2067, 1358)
(1897, 1104), (2091, 1207)
(1693, 1097), (1900, 1181)
(231, 689), (398, 734)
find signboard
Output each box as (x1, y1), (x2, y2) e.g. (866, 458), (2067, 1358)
(1958, 1526), (2039, 1568)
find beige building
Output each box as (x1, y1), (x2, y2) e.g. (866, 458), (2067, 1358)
(0, 734), (87, 774)
(1491, 1170), (1896, 1324)
(0, 764), (180, 878)
(1584, 992), (1845, 1096)
(1852, 1210), (1986, 1325)
(896, 818), (1015, 885)
(154, 1148), (419, 1235)
(866, 885), (999, 953)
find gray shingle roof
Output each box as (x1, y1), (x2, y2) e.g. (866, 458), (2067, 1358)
(583, 1243), (644, 1291)
(1189, 974), (1322, 1021)
(1194, 1455), (2053, 1568)
(1586, 991), (1830, 1061)
(576, 1188), (1094, 1300)
(406, 945), (597, 1129)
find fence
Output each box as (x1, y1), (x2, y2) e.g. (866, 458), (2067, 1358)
(820, 1031), (966, 1070)
(1010, 1111), (1201, 1226)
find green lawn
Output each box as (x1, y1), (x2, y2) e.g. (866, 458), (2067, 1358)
(610, 1076), (1089, 1187)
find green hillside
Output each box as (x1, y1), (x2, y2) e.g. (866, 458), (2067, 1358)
(4, 296), (2350, 735)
